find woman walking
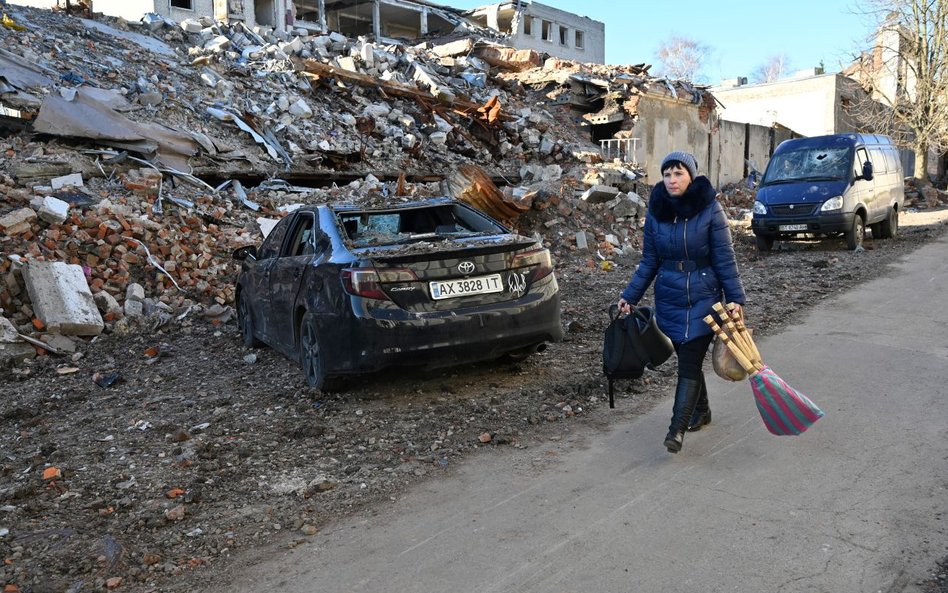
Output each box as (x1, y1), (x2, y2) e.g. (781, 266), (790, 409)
(617, 151), (746, 453)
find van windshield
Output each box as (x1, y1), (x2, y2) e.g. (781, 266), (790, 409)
(762, 147), (852, 185)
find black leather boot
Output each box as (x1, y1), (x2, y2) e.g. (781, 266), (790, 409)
(664, 377), (702, 453)
(688, 375), (711, 432)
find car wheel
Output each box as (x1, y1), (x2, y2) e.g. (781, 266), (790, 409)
(845, 213), (865, 250)
(299, 313), (338, 391)
(754, 235), (774, 252)
(880, 207), (899, 239)
(237, 294), (262, 348)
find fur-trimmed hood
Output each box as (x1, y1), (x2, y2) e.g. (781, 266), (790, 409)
(648, 176), (717, 222)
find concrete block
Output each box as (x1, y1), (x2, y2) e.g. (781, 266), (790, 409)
(336, 56), (357, 72)
(23, 262), (103, 336)
(126, 283), (145, 303)
(38, 196), (70, 224)
(124, 299), (144, 318)
(180, 18), (203, 33)
(93, 291), (123, 317)
(50, 173), (83, 190)
(581, 185), (621, 203)
(575, 231), (591, 252)
(0, 208), (37, 235)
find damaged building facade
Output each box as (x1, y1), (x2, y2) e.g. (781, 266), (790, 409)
(465, 2), (604, 64)
(9, 0), (473, 38)
(9, 0), (601, 58)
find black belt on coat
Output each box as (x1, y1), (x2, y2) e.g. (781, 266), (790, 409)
(660, 257), (711, 272)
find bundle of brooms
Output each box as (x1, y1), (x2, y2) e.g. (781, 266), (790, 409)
(704, 302), (825, 436)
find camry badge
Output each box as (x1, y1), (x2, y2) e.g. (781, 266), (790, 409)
(458, 261), (475, 275)
(508, 272), (527, 296)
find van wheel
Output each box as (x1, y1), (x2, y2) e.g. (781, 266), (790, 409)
(754, 235), (774, 252)
(845, 214), (865, 250)
(880, 208), (899, 239)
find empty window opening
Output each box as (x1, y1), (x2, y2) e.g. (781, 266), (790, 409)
(575, 29), (584, 49)
(522, 16), (532, 36)
(170, 0), (193, 9)
(559, 25), (568, 46)
(541, 20), (552, 41)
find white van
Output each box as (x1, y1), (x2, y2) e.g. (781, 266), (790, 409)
(751, 133), (905, 251)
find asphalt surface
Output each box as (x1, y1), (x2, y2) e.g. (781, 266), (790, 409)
(208, 233), (948, 593)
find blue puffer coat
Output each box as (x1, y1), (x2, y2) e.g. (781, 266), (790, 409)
(620, 176), (745, 344)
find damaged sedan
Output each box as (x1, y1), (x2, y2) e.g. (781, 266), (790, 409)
(233, 197), (563, 390)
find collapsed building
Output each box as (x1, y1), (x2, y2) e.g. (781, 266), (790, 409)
(0, 3), (743, 367)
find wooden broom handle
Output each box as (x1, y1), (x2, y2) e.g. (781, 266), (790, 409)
(728, 303), (762, 364)
(712, 303), (757, 363)
(704, 316), (758, 374)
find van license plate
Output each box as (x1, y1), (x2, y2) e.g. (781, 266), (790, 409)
(779, 224), (808, 231)
(430, 274), (503, 300)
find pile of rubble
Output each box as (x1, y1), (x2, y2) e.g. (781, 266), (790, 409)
(0, 4), (710, 367)
(905, 178), (948, 209)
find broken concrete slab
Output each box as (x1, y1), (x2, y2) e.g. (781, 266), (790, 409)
(432, 38), (474, 58)
(0, 316), (18, 343)
(41, 333), (77, 353)
(581, 185), (621, 203)
(0, 341), (35, 367)
(50, 172), (84, 190)
(472, 46), (542, 72)
(23, 261), (104, 336)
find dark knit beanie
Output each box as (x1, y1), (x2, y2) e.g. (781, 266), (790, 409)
(660, 151), (698, 180)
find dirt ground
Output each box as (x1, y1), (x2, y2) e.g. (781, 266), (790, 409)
(2, 209), (948, 593)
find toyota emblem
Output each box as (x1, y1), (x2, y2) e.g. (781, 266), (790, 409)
(458, 261), (475, 275)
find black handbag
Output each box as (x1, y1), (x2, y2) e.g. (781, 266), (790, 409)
(602, 305), (674, 408)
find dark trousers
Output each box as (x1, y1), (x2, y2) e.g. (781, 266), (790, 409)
(674, 333), (714, 380)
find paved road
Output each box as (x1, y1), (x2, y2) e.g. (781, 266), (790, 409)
(210, 233), (948, 593)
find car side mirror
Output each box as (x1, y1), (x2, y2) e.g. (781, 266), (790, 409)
(232, 245), (257, 261)
(860, 161), (874, 181)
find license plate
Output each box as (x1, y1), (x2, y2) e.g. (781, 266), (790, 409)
(779, 224), (808, 231)
(430, 274), (503, 300)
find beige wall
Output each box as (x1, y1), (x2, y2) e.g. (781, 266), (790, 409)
(629, 95), (712, 186)
(712, 74), (847, 138)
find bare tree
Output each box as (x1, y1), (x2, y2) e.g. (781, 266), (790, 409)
(848, 0), (948, 183)
(751, 54), (792, 83)
(655, 36), (709, 82)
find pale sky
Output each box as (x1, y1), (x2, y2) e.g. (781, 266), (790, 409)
(447, 0), (878, 84)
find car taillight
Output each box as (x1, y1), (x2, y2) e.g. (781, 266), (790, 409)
(510, 248), (554, 281)
(341, 268), (417, 300)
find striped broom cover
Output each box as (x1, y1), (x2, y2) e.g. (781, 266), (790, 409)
(749, 366), (825, 436)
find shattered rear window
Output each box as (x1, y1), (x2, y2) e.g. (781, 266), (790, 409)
(337, 204), (505, 247)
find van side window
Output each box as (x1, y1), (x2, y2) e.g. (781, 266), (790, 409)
(868, 148), (887, 174)
(855, 148), (871, 177)
(883, 149), (900, 175)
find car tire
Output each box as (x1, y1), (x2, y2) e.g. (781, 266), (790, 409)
(754, 235), (774, 252)
(237, 294), (262, 348)
(299, 313), (339, 391)
(880, 207), (899, 239)
(845, 213), (865, 250)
